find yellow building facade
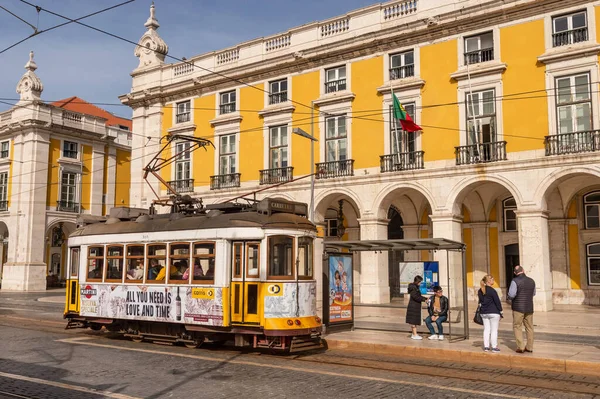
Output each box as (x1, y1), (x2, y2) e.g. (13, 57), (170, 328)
(124, 0), (600, 310)
(0, 53), (132, 291)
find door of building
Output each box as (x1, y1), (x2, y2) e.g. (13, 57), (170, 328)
(504, 244), (520, 288)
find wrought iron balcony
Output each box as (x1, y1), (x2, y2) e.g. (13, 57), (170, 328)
(464, 48), (494, 65)
(210, 173), (241, 190)
(544, 131), (600, 156)
(316, 159), (354, 179)
(259, 166), (293, 185)
(219, 102), (236, 114)
(380, 151), (424, 173)
(389, 65), (415, 80)
(324, 79), (346, 94)
(455, 141), (507, 165)
(56, 200), (80, 213)
(167, 179), (194, 194)
(553, 27), (588, 47)
(176, 112), (191, 124)
(268, 92), (288, 105)
(0, 200), (7, 211)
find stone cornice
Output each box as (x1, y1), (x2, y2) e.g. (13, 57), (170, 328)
(257, 102), (296, 117)
(167, 122), (197, 135)
(537, 42), (600, 64)
(376, 78), (425, 95)
(450, 62), (507, 81)
(312, 91), (356, 107)
(209, 112), (243, 127)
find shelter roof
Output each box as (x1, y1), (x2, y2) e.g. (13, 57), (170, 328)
(325, 238), (465, 252)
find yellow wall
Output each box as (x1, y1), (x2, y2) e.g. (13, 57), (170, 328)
(291, 71), (321, 176)
(115, 149), (131, 207)
(160, 105), (173, 183)
(500, 19), (547, 151)
(239, 87), (264, 181)
(351, 56), (384, 168)
(46, 139), (60, 206)
(463, 206), (473, 286)
(421, 39), (459, 161)
(102, 147), (108, 216)
(487, 205), (499, 286)
(81, 145), (92, 211)
(193, 95), (215, 185)
(567, 199), (581, 289)
(420, 209), (430, 261)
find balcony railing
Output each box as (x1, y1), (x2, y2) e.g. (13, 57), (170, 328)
(56, 200), (80, 213)
(316, 159), (354, 179)
(0, 200), (7, 211)
(389, 65), (415, 80)
(544, 130), (600, 156)
(259, 166), (293, 185)
(464, 48), (494, 65)
(63, 150), (78, 159)
(553, 27), (588, 47)
(380, 151), (424, 173)
(268, 92), (288, 105)
(176, 112), (191, 124)
(167, 179), (194, 194)
(210, 173), (241, 190)
(219, 102), (236, 114)
(455, 141), (507, 165)
(325, 79), (347, 94)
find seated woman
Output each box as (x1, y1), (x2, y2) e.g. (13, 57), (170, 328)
(170, 260), (187, 280)
(127, 259), (144, 280)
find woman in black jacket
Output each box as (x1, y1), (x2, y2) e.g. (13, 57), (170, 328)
(406, 275), (428, 340)
(478, 275), (503, 352)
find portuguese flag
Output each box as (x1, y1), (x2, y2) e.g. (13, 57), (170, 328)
(392, 93), (422, 132)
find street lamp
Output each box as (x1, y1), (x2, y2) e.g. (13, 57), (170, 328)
(292, 126), (317, 223)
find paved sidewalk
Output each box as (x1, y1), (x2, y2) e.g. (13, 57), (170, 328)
(325, 302), (600, 377)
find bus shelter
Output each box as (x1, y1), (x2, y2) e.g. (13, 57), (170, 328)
(323, 238), (469, 342)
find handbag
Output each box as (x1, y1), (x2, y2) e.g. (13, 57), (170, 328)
(473, 303), (484, 325)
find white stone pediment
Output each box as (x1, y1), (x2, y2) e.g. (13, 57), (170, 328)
(312, 90), (355, 107)
(257, 102), (296, 117)
(167, 123), (196, 135)
(209, 112), (243, 127)
(537, 42), (600, 64)
(450, 62), (507, 81)
(376, 78), (425, 95)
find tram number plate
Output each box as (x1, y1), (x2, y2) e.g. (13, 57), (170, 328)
(192, 288), (215, 299)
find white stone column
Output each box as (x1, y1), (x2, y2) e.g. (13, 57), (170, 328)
(357, 218), (390, 304)
(431, 214), (464, 306)
(402, 224), (420, 262)
(89, 143), (105, 216)
(105, 147), (117, 215)
(516, 210), (553, 311)
(2, 131), (50, 291)
(470, 222), (489, 288)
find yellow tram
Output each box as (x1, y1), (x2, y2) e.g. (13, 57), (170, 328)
(64, 198), (322, 352)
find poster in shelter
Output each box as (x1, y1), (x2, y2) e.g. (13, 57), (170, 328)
(328, 254), (353, 324)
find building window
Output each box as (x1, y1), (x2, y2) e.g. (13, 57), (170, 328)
(325, 115), (347, 162)
(584, 192), (600, 229)
(466, 89), (496, 145)
(220, 90), (236, 114)
(63, 141), (78, 159)
(176, 100), (191, 123)
(0, 141), (9, 158)
(0, 172), (8, 211)
(556, 73), (591, 134)
(389, 103), (416, 154)
(586, 243), (600, 285)
(464, 32), (494, 65)
(503, 197), (517, 232)
(389, 50), (414, 80)
(59, 171), (78, 212)
(325, 66), (346, 93)
(175, 142), (191, 186)
(269, 125), (288, 169)
(118, 125), (130, 131)
(325, 208), (339, 237)
(269, 79), (288, 105)
(219, 134), (236, 175)
(553, 11), (588, 47)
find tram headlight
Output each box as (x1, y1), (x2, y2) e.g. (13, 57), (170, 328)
(286, 319), (294, 326)
(315, 316), (321, 324)
(294, 319), (301, 326)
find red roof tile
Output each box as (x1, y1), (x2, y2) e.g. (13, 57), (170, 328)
(51, 96), (132, 130)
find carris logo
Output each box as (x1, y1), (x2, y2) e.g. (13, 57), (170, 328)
(80, 285), (97, 299)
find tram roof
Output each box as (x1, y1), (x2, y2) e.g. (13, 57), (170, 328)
(70, 210), (315, 237)
(325, 238), (465, 252)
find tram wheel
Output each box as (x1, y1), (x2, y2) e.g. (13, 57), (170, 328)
(130, 336), (144, 343)
(183, 335), (204, 349)
(89, 323), (102, 331)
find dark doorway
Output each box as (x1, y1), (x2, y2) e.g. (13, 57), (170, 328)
(504, 244), (520, 287)
(388, 206), (404, 298)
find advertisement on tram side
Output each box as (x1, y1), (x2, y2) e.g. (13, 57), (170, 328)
(327, 254), (353, 325)
(79, 285), (224, 326)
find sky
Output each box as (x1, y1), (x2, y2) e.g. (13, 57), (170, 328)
(0, 0), (379, 118)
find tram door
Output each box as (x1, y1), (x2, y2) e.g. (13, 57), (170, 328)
(230, 241), (261, 325)
(65, 247), (80, 314)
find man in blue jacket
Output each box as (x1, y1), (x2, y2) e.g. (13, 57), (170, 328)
(507, 265), (536, 353)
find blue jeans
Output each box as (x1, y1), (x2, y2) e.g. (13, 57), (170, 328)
(425, 315), (447, 335)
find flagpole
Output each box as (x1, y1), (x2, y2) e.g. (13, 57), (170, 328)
(390, 82), (403, 168)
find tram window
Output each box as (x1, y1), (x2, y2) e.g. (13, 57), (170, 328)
(170, 243), (191, 283)
(247, 243), (260, 278)
(233, 243), (242, 278)
(192, 242), (215, 284)
(126, 245), (145, 282)
(147, 244), (167, 284)
(70, 247), (80, 278)
(268, 236), (294, 280)
(105, 246), (124, 282)
(87, 246), (104, 281)
(298, 237), (314, 279)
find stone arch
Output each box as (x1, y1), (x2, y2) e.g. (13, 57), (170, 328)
(314, 187), (362, 224)
(372, 182), (437, 221)
(446, 175), (524, 216)
(261, 192), (296, 202)
(535, 166), (600, 212)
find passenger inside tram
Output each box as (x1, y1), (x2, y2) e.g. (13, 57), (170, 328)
(127, 259), (144, 280)
(148, 259), (161, 280)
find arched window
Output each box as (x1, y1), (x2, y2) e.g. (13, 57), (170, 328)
(586, 243), (600, 285)
(503, 197), (517, 232)
(584, 192), (600, 229)
(324, 207), (338, 237)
